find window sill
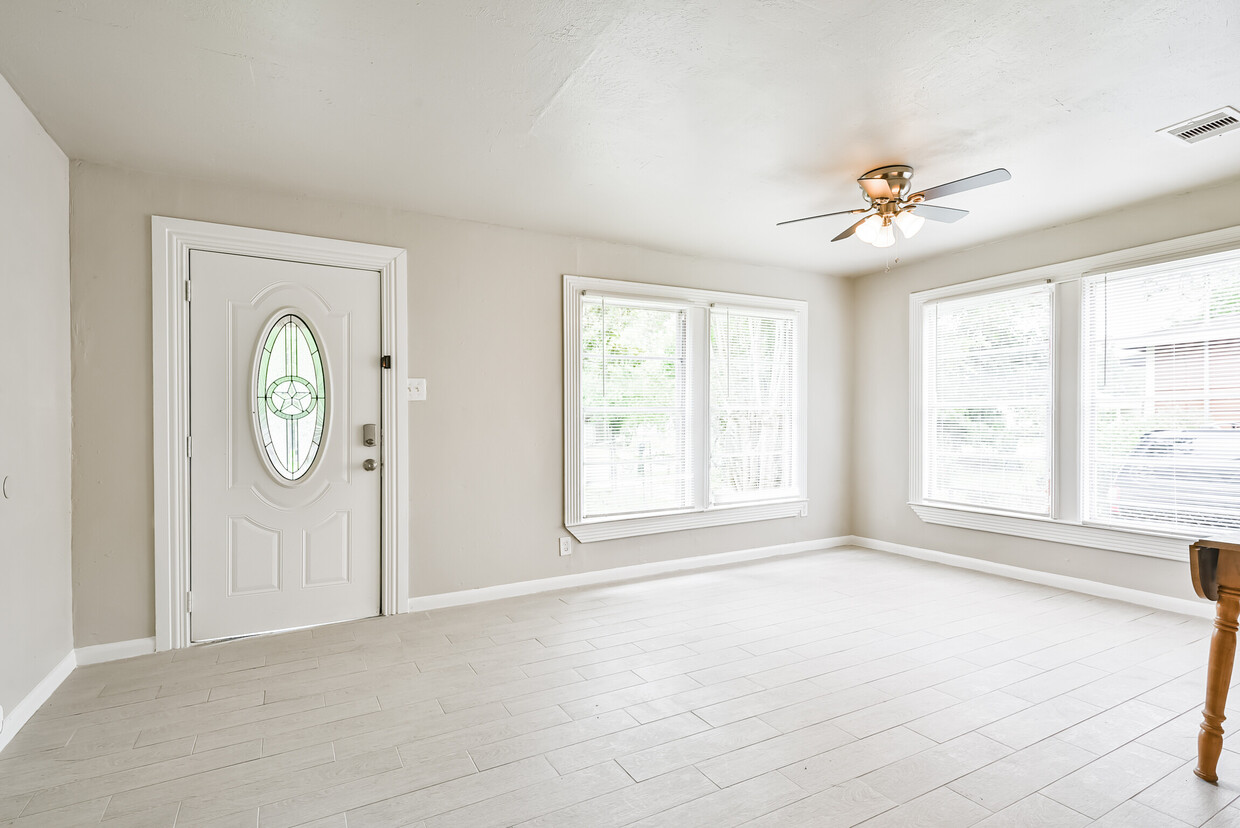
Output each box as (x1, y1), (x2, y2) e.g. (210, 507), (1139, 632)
(568, 499), (808, 543)
(909, 502), (1195, 561)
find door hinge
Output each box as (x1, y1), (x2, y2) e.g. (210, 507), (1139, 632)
(186, 591), (193, 612)
(381, 355), (392, 369)
(186, 435), (192, 458)
(185, 280), (191, 302)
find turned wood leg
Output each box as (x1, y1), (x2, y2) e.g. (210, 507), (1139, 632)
(1198, 586), (1240, 782)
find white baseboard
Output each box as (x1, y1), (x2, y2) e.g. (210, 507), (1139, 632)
(847, 535), (1213, 619)
(408, 536), (852, 613)
(0, 637), (156, 755)
(75, 637), (157, 666)
(0, 650), (76, 755)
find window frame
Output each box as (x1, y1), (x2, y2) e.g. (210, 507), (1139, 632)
(909, 225), (1240, 562)
(918, 281), (1058, 518)
(565, 274), (808, 542)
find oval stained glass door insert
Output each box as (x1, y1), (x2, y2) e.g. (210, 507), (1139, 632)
(254, 313), (327, 481)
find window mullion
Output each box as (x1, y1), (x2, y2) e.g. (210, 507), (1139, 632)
(1055, 279), (1082, 523)
(691, 305), (711, 512)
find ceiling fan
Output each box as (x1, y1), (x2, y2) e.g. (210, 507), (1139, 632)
(777, 165), (1011, 248)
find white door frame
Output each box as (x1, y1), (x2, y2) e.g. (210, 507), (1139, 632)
(152, 217), (409, 651)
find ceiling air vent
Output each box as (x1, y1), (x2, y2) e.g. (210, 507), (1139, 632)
(1159, 107), (1240, 144)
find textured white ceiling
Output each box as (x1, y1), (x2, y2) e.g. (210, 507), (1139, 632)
(1, 1), (1237, 275)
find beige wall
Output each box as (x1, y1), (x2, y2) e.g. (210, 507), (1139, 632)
(852, 176), (1240, 601)
(0, 76), (72, 717)
(69, 162), (852, 647)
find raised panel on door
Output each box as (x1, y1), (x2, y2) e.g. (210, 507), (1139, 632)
(189, 250), (381, 641)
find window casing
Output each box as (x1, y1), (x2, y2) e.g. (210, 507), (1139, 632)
(910, 227), (1240, 561)
(565, 275), (808, 542)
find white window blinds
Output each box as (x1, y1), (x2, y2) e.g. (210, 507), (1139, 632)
(922, 285), (1053, 515)
(1082, 250), (1240, 533)
(580, 296), (691, 519)
(710, 308), (798, 504)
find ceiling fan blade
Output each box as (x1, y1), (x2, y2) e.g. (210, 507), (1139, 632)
(910, 168), (1011, 202)
(776, 208), (867, 227)
(910, 203), (969, 223)
(831, 216), (871, 242)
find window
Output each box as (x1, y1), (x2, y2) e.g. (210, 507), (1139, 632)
(254, 312), (326, 482)
(565, 275), (807, 542)
(910, 229), (1240, 560)
(1082, 254), (1240, 533)
(580, 296), (690, 518)
(710, 307), (800, 505)
(922, 285), (1053, 515)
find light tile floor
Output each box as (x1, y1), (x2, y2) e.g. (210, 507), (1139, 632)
(2, 546), (1238, 826)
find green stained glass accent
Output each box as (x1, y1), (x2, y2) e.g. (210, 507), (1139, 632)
(255, 313), (326, 481)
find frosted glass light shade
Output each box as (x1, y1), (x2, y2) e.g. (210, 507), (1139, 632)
(895, 209), (925, 239)
(855, 214), (882, 243)
(873, 220), (895, 248)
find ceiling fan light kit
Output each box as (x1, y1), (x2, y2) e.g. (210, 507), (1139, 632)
(894, 208), (925, 239)
(778, 164), (1011, 248)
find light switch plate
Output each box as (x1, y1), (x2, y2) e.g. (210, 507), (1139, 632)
(407, 378), (427, 401)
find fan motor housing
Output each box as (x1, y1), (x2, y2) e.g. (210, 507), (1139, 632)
(858, 165), (914, 202)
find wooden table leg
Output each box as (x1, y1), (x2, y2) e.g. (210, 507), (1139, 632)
(1198, 586), (1240, 782)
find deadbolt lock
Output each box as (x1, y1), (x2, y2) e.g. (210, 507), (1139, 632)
(362, 423), (377, 447)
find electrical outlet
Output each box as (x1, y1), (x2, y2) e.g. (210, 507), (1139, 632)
(407, 378), (427, 401)
(559, 537), (572, 556)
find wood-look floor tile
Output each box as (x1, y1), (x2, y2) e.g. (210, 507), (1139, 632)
(424, 760), (633, 828)
(758, 683), (889, 735)
(176, 746), (402, 825)
(1090, 799), (1194, 827)
(1205, 806), (1240, 827)
(741, 778), (895, 827)
(0, 547), (1226, 827)
(858, 732), (1012, 804)
(977, 695), (1102, 750)
(779, 726), (935, 794)
(0, 734), (196, 797)
(1133, 757), (1240, 825)
(515, 766), (718, 827)
(853, 787), (991, 827)
(697, 720), (852, 788)
(1041, 742), (1183, 819)
(396, 706), (569, 765)
(468, 710), (638, 770)
(947, 736), (1095, 812)
(618, 717), (780, 782)
(20, 739), (264, 815)
(343, 755), (555, 828)
(259, 749), (480, 828)
(626, 770), (805, 828)
(0, 793), (34, 822)
(0, 796), (110, 827)
(695, 678), (830, 727)
(626, 677), (763, 725)
(103, 742), (336, 819)
(970, 793), (1090, 828)
(543, 711), (709, 774)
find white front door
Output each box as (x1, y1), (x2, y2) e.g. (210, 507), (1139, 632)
(189, 250), (382, 641)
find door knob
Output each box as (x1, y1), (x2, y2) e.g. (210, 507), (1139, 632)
(363, 459), (378, 471)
